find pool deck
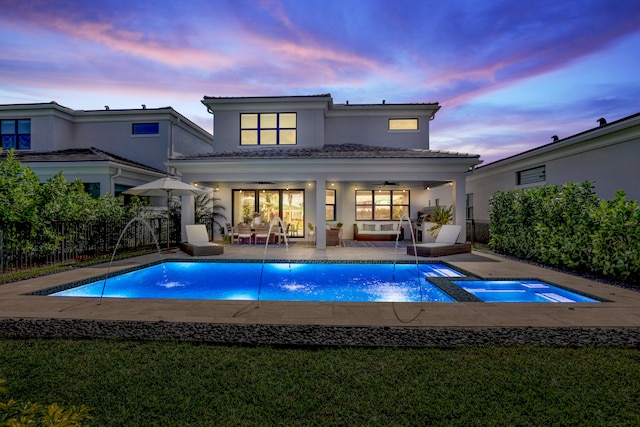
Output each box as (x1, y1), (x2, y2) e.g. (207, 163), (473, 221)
(1, 244), (640, 329)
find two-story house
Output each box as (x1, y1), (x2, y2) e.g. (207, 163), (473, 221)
(168, 94), (482, 248)
(0, 102), (213, 198)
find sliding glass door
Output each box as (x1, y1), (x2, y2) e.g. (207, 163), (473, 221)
(232, 189), (305, 236)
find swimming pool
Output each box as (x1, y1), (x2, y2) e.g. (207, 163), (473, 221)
(51, 261), (462, 303)
(453, 280), (600, 303)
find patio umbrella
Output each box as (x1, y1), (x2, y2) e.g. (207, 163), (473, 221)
(124, 177), (208, 251)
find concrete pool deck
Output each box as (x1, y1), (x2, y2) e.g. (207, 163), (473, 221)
(1, 244), (640, 329)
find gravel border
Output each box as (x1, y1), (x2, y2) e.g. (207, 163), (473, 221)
(1, 319), (639, 348)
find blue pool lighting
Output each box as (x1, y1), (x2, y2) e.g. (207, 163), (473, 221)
(454, 280), (599, 303)
(52, 262), (459, 303)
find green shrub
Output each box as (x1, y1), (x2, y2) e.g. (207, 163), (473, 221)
(489, 182), (639, 285)
(589, 191), (640, 283)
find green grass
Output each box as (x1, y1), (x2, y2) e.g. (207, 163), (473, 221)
(2, 340), (640, 426)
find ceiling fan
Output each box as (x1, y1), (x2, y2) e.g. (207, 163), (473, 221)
(374, 181), (399, 186)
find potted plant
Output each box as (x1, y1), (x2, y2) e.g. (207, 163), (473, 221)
(427, 205), (453, 236)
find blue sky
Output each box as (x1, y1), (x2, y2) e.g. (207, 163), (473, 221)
(1, 0), (638, 163)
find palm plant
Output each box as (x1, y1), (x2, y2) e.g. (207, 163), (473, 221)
(195, 192), (227, 238)
(427, 205), (453, 234)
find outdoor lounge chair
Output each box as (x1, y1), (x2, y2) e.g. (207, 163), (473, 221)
(406, 224), (471, 257)
(179, 224), (224, 256)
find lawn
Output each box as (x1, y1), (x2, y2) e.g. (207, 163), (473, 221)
(1, 339), (640, 426)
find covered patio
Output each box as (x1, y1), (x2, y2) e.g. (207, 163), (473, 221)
(170, 144), (480, 248)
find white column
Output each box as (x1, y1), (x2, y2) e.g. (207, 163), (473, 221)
(315, 179), (326, 248)
(180, 194), (195, 243)
(452, 177), (467, 243)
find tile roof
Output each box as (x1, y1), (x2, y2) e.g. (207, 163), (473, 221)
(3, 147), (166, 174)
(178, 143), (479, 160)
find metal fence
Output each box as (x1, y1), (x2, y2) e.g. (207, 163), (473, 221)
(0, 217), (171, 274)
(466, 219), (491, 245)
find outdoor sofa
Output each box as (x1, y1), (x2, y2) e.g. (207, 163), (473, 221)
(353, 223), (403, 241)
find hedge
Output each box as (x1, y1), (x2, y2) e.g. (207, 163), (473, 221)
(489, 182), (640, 285)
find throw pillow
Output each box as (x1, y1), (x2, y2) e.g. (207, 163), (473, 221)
(362, 224), (376, 231)
(380, 224), (395, 231)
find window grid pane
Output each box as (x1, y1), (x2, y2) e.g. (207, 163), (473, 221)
(2, 119), (31, 149)
(240, 113), (297, 145)
(356, 190), (410, 220)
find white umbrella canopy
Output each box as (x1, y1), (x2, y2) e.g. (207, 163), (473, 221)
(123, 177), (208, 197)
(124, 177), (208, 251)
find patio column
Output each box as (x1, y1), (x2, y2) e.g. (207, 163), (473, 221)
(452, 178), (467, 243)
(180, 194), (195, 243)
(315, 179), (326, 249)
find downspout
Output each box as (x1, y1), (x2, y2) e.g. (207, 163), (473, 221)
(168, 118), (179, 176)
(110, 168), (123, 195)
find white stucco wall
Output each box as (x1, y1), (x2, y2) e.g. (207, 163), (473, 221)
(324, 115), (431, 149)
(466, 115), (640, 221)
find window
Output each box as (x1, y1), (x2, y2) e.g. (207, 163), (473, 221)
(83, 183), (101, 199)
(132, 122), (159, 135)
(355, 190), (409, 220)
(466, 193), (474, 220)
(517, 165), (546, 185)
(326, 189), (336, 221)
(240, 113), (296, 145)
(1, 119), (31, 150)
(388, 118), (418, 131)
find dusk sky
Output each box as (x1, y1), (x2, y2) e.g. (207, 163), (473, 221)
(2, 0), (639, 163)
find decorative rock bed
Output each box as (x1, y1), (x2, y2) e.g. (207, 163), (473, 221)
(1, 319), (639, 348)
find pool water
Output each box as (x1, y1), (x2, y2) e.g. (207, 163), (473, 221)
(454, 280), (599, 303)
(53, 262), (461, 303)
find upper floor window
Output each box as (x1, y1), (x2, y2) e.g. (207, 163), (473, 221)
(1, 119), (31, 150)
(240, 113), (296, 145)
(355, 190), (410, 221)
(132, 122), (159, 135)
(517, 165), (546, 186)
(388, 118), (418, 131)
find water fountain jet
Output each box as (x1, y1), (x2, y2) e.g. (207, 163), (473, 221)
(99, 216), (162, 302)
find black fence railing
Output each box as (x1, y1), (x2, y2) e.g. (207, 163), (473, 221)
(466, 219), (490, 245)
(0, 217), (174, 274)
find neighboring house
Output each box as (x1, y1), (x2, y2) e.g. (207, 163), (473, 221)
(0, 102), (214, 196)
(168, 94), (482, 248)
(466, 112), (640, 222)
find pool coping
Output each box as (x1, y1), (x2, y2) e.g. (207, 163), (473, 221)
(1, 245), (640, 331)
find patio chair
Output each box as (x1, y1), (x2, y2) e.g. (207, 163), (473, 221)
(179, 224), (224, 256)
(236, 224), (253, 244)
(274, 223), (290, 243)
(226, 222), (239, 244)
(406, 224), (471, 257)
(253, 224), (270, 244)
